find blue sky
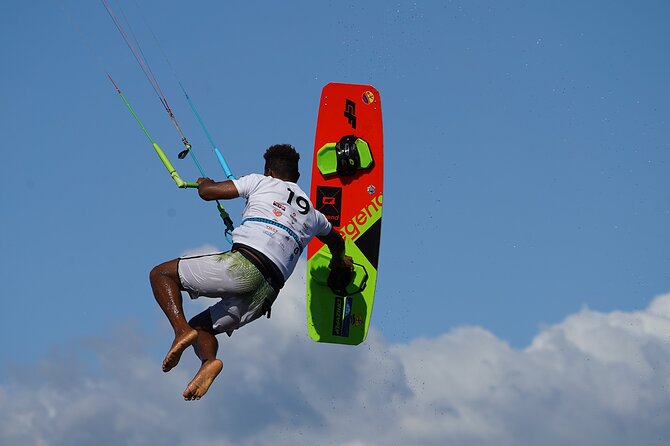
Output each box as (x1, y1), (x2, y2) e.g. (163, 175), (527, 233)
(2, 1), (669, 444)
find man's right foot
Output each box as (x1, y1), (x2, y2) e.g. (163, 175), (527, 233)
(183, 359), (223, 401)
(162, 329), (198, 372)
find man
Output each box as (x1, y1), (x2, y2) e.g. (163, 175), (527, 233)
(149, 144), (352, 400)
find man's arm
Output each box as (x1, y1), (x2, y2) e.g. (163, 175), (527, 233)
(317, 228), (348, 265)
(197, 178), (240, 201)
(318, 228), (354, 295)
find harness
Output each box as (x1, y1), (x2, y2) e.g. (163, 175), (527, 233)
(235, 218), (304, 318)
(232, 243), (285, 319)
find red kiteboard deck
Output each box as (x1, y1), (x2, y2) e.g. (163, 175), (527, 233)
(306, 83), (383, 345)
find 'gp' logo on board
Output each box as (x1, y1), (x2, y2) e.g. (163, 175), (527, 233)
(344, 99), (356, 129)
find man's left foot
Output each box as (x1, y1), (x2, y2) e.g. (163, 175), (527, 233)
(183, 359), (223, 401)
(162, 328), (198, 372)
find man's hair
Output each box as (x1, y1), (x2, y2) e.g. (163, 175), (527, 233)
(264, 144), (300, 181)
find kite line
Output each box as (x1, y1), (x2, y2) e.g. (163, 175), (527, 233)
(100, 0), (235, 236)
(106, 73), (197, 189)
(130, 0), (236, 180)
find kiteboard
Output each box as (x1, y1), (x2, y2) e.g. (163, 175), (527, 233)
(306, 83), (383, 345)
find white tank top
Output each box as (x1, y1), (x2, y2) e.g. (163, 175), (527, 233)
(232, 174), (332, 280)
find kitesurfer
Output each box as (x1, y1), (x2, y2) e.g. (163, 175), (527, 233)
(149, 144), (353, 400)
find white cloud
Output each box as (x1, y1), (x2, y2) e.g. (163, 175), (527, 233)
(2, 261), (670, 446)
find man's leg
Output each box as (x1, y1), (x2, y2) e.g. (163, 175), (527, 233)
(182, 310), (224, 401)
(149, 259), (198, 372)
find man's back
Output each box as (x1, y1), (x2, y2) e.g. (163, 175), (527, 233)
(232, 173), (331, 280)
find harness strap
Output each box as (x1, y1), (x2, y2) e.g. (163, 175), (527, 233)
(232, 243), (284, 319)
(241, 217), (305, 254)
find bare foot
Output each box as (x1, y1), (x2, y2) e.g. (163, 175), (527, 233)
(183, 359), (223, 401)
(162, 329), (198, 372)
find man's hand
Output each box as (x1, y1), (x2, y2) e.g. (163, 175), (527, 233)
(329, 255), (354, 270)
(327, 255), (354, 296)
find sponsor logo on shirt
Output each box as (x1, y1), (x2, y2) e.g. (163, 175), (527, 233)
(272, 201), (286, 211)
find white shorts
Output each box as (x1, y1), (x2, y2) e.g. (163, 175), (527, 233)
(178, 251), (276, 335)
